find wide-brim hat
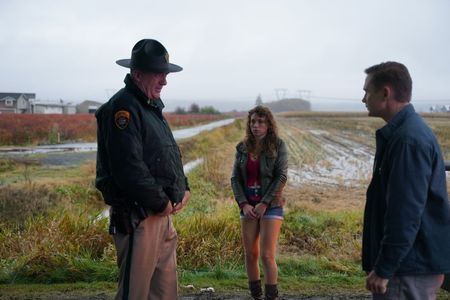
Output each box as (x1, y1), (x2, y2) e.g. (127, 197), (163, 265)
(116, 39), (182, 73)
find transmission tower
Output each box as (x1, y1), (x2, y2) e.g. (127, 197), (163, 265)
(297, 89), (311, 99)
(274, 88), (288, 100)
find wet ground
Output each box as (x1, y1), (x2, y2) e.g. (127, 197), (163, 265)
(39, 151), (97, 166)
(0, 119), (235, 156)
(0, 119), (235, 167)
(181, 295), (371, 300)
(0, 294), (371, 300)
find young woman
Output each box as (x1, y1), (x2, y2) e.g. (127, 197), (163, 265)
(231, 106), (288, 300)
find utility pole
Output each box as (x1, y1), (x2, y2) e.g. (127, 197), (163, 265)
(297, 89), (311, 99)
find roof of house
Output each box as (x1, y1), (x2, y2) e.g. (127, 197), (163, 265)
(78, 100), (104, 107)
(0, 93), (36, 101)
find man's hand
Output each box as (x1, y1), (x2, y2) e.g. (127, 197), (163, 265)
(366, 270), (389, 294)
(158, 201), (174, 217)
(172, 190), (191, 214)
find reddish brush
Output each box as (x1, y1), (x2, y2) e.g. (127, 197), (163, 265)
(0, 113), (224, 145)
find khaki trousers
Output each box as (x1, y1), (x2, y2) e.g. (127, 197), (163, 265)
(114, 214), (178, 300)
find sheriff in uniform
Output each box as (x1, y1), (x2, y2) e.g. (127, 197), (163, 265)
(95, 39), (190, 300)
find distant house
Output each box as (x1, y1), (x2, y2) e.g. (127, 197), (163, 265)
(32, 101), (65, 114)
(77, 100), (104, 114)
(429, 104), (450, 113)
(29, 99), (75, 114)
(0, 93), (35, 113)
(63, 104), (77, 114)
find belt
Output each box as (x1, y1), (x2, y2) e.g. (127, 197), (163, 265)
(245, 187), (261, 197)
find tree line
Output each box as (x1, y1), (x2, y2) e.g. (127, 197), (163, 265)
(174, 103), (220, 115)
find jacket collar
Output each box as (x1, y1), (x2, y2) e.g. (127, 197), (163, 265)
(124, 74), (165, 110)
(236, 142), (248, 154)
(377, 104), (415, 141)
(236, 141), (277, 158)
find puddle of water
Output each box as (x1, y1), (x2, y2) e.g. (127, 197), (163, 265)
(183, 158), (204, 173)
(172, 119), (235, 140)
(0, 143), (97, 155)
(289, 130), (374, 187)
(0, 119), (235, 155)
(288, 153), (373, 187)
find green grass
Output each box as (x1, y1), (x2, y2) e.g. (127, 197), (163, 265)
(0, 115), (449, 298)
(282, 207), (362, 260)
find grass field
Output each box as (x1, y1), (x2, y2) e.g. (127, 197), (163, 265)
(1, 112), (449, 299)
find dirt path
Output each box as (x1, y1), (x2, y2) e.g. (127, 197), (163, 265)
(0, 293), (370, 300)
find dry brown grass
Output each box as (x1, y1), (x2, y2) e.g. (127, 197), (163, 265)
(284, 184), (367, 212)
(1, 113), (448, 284)
(0, 183), (63, 226)
(426, 117), (450, 160)
(175, 203), (242, 269)
(279, 111), (369, 118)
(179, 119), (243, 191)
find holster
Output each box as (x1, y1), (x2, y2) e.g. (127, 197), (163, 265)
(442, 274), (450, 292)
(109, 207), (133, 235)
(134, 205), (149, 220)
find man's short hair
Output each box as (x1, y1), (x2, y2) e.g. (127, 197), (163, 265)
(365, 61), (412, 102)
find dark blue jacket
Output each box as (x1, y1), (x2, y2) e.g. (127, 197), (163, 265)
(362, 104), (450, 279)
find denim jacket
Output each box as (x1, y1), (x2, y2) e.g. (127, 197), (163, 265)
(231, 138), (288, 208)
(362, 104), (450, 279)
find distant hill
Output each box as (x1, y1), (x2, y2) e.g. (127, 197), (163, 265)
(263, 98), (311, 112)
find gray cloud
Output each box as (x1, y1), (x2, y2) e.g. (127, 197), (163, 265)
(1, 0), (449, 111)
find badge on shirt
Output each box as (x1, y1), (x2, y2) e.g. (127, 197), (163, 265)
(114, 110), (130, 129)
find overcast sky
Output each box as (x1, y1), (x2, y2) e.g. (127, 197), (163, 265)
(1, 0), (449, 111)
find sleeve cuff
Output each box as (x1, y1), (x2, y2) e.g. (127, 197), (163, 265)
(185, 177), (190, 191)
(239, 202), (248, 209)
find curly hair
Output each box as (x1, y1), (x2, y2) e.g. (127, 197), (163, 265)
(244, 105), (279, 156)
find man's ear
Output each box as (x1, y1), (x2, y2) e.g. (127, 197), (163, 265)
(130, 69), (142, 82)
(383, 85), (392, 100)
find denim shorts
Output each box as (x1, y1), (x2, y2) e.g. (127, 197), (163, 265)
(240, 206), (284, 220)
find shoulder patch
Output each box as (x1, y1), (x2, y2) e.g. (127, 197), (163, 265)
(114, 110), (130, 129)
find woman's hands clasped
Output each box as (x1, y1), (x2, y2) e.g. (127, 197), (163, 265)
(242, 202), (268, 219)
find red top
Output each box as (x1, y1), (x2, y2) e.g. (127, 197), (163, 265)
(246, 154), (261, 203)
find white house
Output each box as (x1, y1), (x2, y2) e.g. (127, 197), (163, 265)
(0, 93), (35, 113)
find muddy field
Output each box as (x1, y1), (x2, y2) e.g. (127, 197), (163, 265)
(278, 116), (374, 212)
(279, 114), (450, 211)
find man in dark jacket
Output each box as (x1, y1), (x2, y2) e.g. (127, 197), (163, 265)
(361, 61), (450, 299)
(96, 39), (190, 300)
